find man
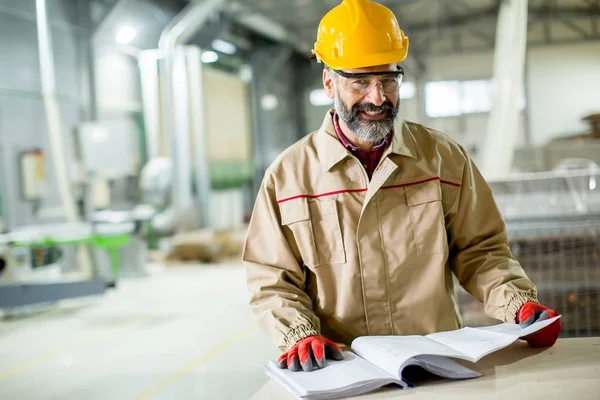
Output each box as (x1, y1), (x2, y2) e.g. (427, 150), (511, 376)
(242, 0), (562, 373)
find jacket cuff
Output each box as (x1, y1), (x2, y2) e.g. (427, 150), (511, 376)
(505, 291), (539, 323)
(284, 325), (320, 351)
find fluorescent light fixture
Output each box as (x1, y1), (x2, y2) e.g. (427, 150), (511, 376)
(201, 51), (219, 63)
(212, 39), (237, 55)
(309, 89), (333, 106)
(115, 26), (137, 44)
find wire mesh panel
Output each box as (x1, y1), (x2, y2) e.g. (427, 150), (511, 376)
(456, 170), (600, 338)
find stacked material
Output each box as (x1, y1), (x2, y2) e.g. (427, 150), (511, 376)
(165, 227), (247, 263)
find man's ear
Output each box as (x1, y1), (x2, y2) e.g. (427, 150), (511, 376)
(323, 68), (335, 99)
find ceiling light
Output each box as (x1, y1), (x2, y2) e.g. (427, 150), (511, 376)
(211, 39), (237, 55)
(261, 94), (278, 111)
(115, 27), (137, 44)
(201, 51), (219, 63)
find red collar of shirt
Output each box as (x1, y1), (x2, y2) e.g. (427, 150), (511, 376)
(332, 112), (393, 180)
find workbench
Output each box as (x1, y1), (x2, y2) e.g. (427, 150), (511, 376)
(251, 337), (600, 399)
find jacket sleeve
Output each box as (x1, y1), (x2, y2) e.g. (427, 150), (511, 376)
(242, 176), (321, 352)
(446, 148), (539, 323)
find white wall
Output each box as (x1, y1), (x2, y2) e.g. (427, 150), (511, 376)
(527, 41), (600, 146)
(400, 40), (600, 164)
(405, 51), (524, 159)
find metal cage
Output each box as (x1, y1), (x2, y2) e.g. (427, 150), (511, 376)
(456, 169), (600, 338)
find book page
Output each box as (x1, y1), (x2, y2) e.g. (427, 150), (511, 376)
(426, 316), (560, 362)
(351, 335), (467, 378)
(477, 315), (561, 337)
(425, 316), (562, 362)
(425, 328), (517, 363)
(264, 351), (403, 399)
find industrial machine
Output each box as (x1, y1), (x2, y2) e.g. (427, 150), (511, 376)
(0, 223), (133, 309)
(0, 122), (151, 308)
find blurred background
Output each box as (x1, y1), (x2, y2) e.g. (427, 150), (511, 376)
(0, 0), (598, 398)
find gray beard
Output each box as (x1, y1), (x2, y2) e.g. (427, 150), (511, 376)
(334, 90), (399, 144)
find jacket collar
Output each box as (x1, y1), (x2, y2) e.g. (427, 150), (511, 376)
(316, 110), (417, 172)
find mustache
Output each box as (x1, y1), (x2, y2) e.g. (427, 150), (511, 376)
(352, 101), (395, 117)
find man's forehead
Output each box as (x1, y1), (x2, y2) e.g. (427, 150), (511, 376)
(344, 63), (400, 74)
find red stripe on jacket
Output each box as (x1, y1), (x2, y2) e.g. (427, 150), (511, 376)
(277, 177), (461, 203)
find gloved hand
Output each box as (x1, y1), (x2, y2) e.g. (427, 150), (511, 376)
(276, 336), (344, 372)
(516, 302), (562, 347)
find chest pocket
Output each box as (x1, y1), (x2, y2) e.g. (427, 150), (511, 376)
(405, 180), (447, 255)
(280, 198), (346, 268)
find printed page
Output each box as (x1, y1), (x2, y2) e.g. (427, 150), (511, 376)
(264, 351), (402, 399)
(351, 335), (466, 378)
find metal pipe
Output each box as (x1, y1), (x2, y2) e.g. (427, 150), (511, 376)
(0, 144), (13, 231)
(35, 0), (94, 276)
(138, 50), (162, 159)
(158, 0), (226, 230)
(185, 47), (212, 230)
(84, 2), (98, 121)
(169, 46), (194, 227)
(35, 0), (77, 223)
(227, 2), (311, 54)
(36, 0), (56, 99)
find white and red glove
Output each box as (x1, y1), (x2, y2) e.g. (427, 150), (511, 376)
(516, 302), (562, 347)
(276, 336), (344, 372)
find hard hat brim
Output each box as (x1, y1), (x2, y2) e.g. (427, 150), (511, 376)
(314, 48), (408, 71)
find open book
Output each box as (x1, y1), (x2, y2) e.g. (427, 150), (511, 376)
(265, 316), (561, 400)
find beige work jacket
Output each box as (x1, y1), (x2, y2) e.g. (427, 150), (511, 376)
(243, 110), (538, 352)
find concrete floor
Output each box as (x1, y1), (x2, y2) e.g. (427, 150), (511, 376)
(0, 264), (279, 400)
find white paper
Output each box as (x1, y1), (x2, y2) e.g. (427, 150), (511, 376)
(264, 351), (402, 399)
(424, 327), (517, 362)
(425, 315), (562, 362)
(351, 335), (467, 377)
(477, 315), (561, 337)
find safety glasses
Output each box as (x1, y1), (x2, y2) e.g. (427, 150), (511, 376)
(333, 67), (404, 95)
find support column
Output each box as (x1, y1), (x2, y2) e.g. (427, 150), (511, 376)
(480, 0), (529, 179)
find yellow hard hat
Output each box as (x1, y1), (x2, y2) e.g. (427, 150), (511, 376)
(312, 0), (409, 70)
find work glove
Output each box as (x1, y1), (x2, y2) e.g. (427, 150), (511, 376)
(276, 336), (344, 372)
(516, 302), (562, 347)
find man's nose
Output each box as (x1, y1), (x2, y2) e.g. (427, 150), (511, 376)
(364, 83), (386, 106)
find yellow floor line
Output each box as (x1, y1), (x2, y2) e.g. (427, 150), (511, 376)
(132, 323), (258, 400)
(0, 315), (150, 381)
